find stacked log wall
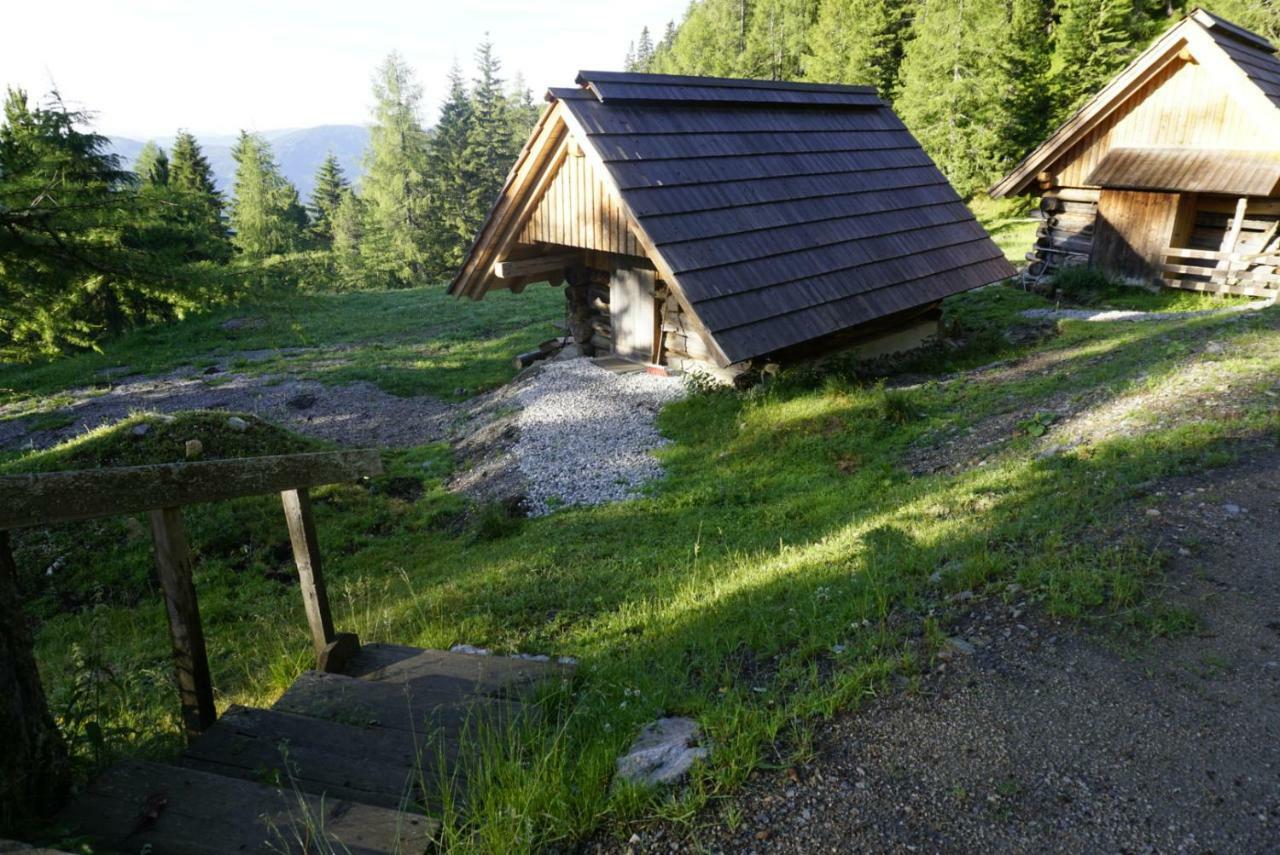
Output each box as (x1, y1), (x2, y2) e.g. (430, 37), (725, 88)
(1027, 188), (1099, 282)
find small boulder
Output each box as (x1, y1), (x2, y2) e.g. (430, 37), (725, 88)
(185, 439), (204, 459)
(449, 644), (491, 656)
(616, 716), (709, 787)
(130, 423), (151, 438)
(226, 416), (249, 432)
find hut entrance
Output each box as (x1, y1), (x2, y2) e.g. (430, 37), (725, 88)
(1161, 195), (1280, 297)
(609, 268), (657, 363)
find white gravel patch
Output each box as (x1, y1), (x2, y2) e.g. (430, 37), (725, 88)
(514, 358), (686, 516)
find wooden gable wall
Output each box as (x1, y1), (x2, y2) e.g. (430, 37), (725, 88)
(1048, 55), (1273, 189)
(518, 145), (643, 257)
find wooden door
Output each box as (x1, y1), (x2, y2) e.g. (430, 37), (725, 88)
(1091, 189), (1180, 283)
(609, 268), (656, 362)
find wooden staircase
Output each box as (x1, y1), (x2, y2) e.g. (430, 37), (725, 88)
(59, 644), (570, 854)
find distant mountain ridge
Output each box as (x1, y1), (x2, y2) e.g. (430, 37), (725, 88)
(109, 125), (369, 200)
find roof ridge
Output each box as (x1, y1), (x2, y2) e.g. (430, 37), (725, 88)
(574, 70), (878, 96)
(1190, 7), (1276, 53)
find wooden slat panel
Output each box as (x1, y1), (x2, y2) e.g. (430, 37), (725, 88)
(1, 450), (383, 531)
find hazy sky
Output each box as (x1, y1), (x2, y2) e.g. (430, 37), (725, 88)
(3, 0), (689, 140)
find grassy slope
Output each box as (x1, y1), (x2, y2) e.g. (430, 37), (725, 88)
(0, 285), (564, 412)
(11, 280), (1280, 849)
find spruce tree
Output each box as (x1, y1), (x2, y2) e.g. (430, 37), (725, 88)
(424, 63), (475, 278)
(168, 130), (229, 260)
(742, 0), (821, 81)
(1050, 0), (1140, 121)
(331, 189), (365, 289)
(636, 27), (656, 70)
(360, 51), (432, 286)
(996, 0), (1052, 163)
(803, 0), (914, 99)
(228, 131), (305, 259)
(652, 0), (751, 75)
(308, 153), (349, 245)
(463, 39), (515, 237)
(133, 141), (169, 187)
(895, 0), (1008, 196)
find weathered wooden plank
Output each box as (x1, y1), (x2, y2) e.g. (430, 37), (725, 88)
(149, 508), (216, 740)
(59, 759), (435, 855)
(1162, 275), (1278, 297)
(181, 705), (458, 810)
(345, 643), (572, 699)
(493, 252), (580, 279)
(281, 487), (337, 660)
(273, 670), (525, 735)
(0, 450), (383, 531)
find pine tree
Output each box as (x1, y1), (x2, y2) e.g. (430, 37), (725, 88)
(360, 51), (432, 286)
(168, 130), (229, 260)
(1050, 0), (1140, 121)
(802, 0), (914, 99)
(308, 153), (349, 245)
(228, 131), (305, 259)
(625, 40), (638, 71)
(652, 0), (752, 75)
(133, 141), (169, 187)
(895, 0), (1008, 196)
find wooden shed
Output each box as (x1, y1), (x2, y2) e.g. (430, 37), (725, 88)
(991, 8), (1280, 298)
(450, 71), (1015, 376)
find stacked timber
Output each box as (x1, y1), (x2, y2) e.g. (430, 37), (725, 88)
(1027, 188), (1098, 283)
(660, 287), (714, 368)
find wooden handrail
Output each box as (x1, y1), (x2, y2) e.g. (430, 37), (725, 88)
(1, 450), (383, 740)
(0, 450), (382, 531)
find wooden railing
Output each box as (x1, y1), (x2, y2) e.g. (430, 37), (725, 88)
(0, 450), (383, 739)
(1162, 246), (1280, 298)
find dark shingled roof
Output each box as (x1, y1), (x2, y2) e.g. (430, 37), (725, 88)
(1191, 8), (1280, 111)
(553, 72), (1014, 364)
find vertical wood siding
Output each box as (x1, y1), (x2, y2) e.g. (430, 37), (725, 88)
(519, 149), (644, 256)
(1051, 58), (1273, 189)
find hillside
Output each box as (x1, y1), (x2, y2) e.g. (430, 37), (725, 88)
(109, 124), (369, 198)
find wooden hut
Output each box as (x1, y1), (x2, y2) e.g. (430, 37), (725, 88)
(991, 9), (1280, 298)
(450, 71), (1015, 378)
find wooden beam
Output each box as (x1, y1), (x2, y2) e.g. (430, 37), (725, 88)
(0, 450), (383, 531)
(492, 252), (579, 279)
(149, 507), (216, 740)
(281, 487), (341, 664)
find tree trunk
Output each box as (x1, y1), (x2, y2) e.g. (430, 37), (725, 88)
(0, 531), (70, 834)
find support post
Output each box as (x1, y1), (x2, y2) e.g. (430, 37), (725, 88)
(148, 507), (216, 740)
(282, 488), (358, 673)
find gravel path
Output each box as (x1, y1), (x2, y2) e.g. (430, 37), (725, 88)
(0, 367), (454, 451)
(514, 358), (685, 516)
(1021, 299), (1272, 323)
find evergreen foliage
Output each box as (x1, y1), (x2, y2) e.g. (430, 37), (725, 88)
(133, 141), (169, 187)
(463, 40), (516, 238)
(228, 131), (306, 259)
(360, 51), (432, 287)
(308, 153), (349, 246)
(0, 89), (222, 360)
(1050, 0), (1142, 119)
(168, 130), (229, 261)
(803, 0), (914, 99)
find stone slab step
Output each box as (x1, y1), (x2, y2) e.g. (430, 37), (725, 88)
(344, 643), (572, 699)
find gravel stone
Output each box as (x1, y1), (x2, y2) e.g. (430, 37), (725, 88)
(513, 358), (685, 516)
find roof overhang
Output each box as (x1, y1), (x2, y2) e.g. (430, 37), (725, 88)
(990, 9), (1280, 198)
(1086, 147), (1280, 196)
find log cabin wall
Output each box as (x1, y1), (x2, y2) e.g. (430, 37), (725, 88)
(1023, 48), (1277, 283)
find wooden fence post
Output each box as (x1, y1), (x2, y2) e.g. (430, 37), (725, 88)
(0, 529), (71, 828)
(281, 488), (358, 673)
(148, 507), (216, 740)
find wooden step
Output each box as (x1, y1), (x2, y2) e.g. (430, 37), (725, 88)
(273, 669), (525, 736)
(344, 643), (573, 699)
(180, 705), (461, 810)
(58, 759), (435, 854)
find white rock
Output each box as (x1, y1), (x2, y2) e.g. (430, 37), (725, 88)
(449, 644), (491, 656)
(616, 716), (709, 787)
(226, 416), (249, 432)
(130, 423), (150, 437)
